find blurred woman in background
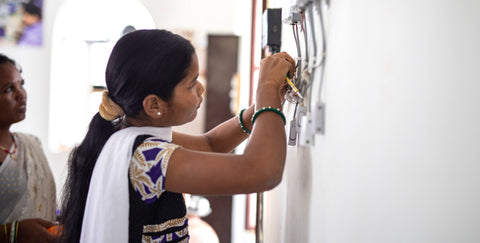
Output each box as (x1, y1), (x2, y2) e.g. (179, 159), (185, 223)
(0, 53), (57, 243)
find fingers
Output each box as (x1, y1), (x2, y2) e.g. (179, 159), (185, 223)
(45, 230), (56, 243)
(16, 218), (59, 243)
(41, 225), (58, 243)
(257, 52), (296, 95)
(36, 218), (57, 228)
(263, 52), (295, 74)
(39, 220), (60, 243)
(273, 52), (296, 76)
(277, 52), (295, 67)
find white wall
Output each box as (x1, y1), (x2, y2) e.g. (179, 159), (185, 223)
(264, 0), (480, 242)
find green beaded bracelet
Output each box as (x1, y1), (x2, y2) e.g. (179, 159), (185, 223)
(238, 108), (251, 134)
(251, 106), (286, 126)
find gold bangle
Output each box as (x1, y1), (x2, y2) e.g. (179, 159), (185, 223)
(4, 224), (7, 242)
(10, 221), (16, 243)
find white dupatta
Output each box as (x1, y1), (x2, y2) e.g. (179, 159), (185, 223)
(80, 126), (172, 243)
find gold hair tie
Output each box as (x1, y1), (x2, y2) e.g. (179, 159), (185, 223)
(99, 91), (125, 121)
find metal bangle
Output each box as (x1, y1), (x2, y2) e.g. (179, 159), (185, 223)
(10, 221), (16, 243)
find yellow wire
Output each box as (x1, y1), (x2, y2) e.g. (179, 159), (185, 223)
(285, 76), (303, 99)
(285, 76), (298, 92)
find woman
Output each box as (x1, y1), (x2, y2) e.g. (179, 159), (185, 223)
(60, 29), (295, 243)
(0, 54), (57, 243)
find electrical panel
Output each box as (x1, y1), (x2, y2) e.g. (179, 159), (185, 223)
(281, 0), (328, 147)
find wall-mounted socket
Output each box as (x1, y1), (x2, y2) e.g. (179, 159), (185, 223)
(312, 102), (325, 134)
(288, 118), (298, 146)
(298, 114), (314, 146)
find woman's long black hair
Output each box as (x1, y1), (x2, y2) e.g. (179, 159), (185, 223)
(59, 29), (195, 243)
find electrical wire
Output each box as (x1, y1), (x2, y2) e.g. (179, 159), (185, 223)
(308, 3), (318, 60)
(293, 24), (303, 88)
(306, 1), (318, 107)
(285, 0), (328, 115)
(301, 12), (309, 69)
(292, 24), (302, 62)
(286, 0), (329, 107)
(301, 0), (328, 110)
(315, 0), (327, 99)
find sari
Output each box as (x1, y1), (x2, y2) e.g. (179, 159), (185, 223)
(0, 133), (56, 223)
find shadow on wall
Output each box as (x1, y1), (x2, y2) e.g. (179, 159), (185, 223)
(264, 105), (313, 243)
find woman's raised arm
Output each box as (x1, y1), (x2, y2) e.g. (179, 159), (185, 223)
(165, 52), (295, 195)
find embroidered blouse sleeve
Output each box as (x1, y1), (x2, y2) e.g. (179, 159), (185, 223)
(129, 137), (181, 204)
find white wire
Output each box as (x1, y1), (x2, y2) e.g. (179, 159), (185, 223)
(315, 0), (327, 100)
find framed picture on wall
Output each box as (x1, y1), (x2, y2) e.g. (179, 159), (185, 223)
(0, 0), (43, 47)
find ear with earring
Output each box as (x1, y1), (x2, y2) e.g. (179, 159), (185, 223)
(157, 111), (161, 116)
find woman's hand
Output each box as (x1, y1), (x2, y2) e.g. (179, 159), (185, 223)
(17, 218), (57, 243)
(256, 52), (295, 108)
(257, 52), (295, 94)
